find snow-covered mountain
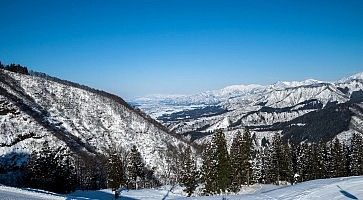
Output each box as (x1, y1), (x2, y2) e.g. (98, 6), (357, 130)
(0, 69), (187, 176)
(132, 72), (363, 144)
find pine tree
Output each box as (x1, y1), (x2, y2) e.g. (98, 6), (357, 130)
(214, 130), (231, 193)
(25, 142), (77, 193)
(322, 141), (333, 178)
(331, 138), (345, 177)
(269, 134), (283, 184)
(25, 142), (56, 191)
(55, 152), (77, 193)
(260, 146), (271, 184)
(127, 145), (145, 189)
(202, 130), (231, 194)
(242, 129), (253, 186)
(313, 142), (326, 180)
(344, 144), (351, 176)
(180, 147), (198, 197)
(280, 142), (293, 184)
(201, 143), (217, 195)
(229, 131), (244, 192)
(107, 150), (126, 190)
(252, 148), (263, 184)
(350, 133), (363, 175)
(290, 142), (300, 184)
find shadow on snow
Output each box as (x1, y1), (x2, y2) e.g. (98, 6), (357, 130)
(337, 185), (358, 200)
(66, 190), (137, 200)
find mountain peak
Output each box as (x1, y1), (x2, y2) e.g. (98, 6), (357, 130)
(216, 84), (264, 96)
(338, 72), (363, 83)
(271, 79), (323, 89)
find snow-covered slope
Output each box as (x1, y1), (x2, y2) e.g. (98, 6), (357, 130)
(0, 186), (64, 200)
(1, 176), (363, 199)
(133, 72), (363, 144)
(185, 176), (363, 200)
(0, 69), (186, 175)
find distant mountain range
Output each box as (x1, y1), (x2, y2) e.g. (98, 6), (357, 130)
(132, 72), (363, 145)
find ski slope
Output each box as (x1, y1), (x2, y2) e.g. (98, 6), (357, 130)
(185, 176), (363, 200)
(0, 186), (64, 200)
(0, 176), (362, 199)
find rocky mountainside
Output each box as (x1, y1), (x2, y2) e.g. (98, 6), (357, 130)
(0, 69), (187, 175)
(133, 72), (363, 145)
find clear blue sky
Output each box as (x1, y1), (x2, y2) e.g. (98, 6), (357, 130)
(1, 0), (362, 99)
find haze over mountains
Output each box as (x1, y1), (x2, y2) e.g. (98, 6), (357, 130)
(133, 72), (363, 144)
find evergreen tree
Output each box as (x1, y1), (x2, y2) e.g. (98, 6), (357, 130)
(251, 148), (263, 184)
(242, 129), (253, 186)
(290, 142), (300, 184)
(344, 144), (351, 176)
(73, 153), (108, 190)
(202, 130), (231, 194)
(350, 133), (363, 175)
(322, 142), (333, 178)
(107, 150), (126, 190)
(25, 142), (56, 191)
(180, 147), (198, 197)
(201, 143), (217, 195)
(280, 142), (293, 184)
(260, 146), (271, 184)
(331, 138), (345, 177)
(127, 145), (145, 189)
(55, 152), (77, 193)
(269, 134), (283, 184)
(229, 131), (244, 192)
(25, 142), (77, 193)
(313, 142), (326, 180)
(213, 130), (232, 193)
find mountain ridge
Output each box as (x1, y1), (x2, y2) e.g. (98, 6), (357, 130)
(0, 68), (189, 179)
(133, 72), (363, 145)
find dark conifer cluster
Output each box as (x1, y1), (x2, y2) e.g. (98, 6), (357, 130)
(200, 130), (363, 195)
(0, 62), (29, 75)
(23, 143), (158, 194)
(180, 147), (198, 197)
(24, 141), (77, 194)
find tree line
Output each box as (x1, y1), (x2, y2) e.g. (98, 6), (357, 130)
(0, 62), (29, 75)
(22, 142), (158, 194)
(180, 129), (363, 196)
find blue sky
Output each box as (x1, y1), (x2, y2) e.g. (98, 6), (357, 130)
(1, 0), (362, 98)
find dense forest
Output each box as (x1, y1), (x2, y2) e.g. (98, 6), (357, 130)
(195, 130), (363, 196)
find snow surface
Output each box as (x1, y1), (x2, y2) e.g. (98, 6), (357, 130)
(0, 186), (64, 200)
(1, 176), (363, 199)
(184, 176), (363, 200)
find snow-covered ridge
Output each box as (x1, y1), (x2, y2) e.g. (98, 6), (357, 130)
(133, 72), (363, 144)
(338, 72), (363, 83)
(133, 72), (363, 117)
(0, 69), (186, 175)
